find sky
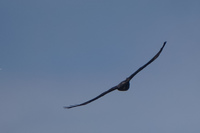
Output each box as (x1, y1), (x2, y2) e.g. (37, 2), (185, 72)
(0, 0), (200, 133)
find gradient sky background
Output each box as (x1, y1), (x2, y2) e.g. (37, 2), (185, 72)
(1, 0), (200, 133)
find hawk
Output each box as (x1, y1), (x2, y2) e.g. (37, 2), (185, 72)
(64, 41), (167, 109)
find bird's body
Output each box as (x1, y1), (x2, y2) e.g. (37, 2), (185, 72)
(116, 79), (130, 91)
(64, 42), (167, 109)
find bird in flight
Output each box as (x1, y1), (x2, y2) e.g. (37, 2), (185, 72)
(64, 41), (167, 109)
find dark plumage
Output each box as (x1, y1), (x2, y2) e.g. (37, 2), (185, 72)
(64, 41), (167, 109)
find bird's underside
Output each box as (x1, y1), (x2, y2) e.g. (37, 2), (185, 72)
(64, 41), (167, 109)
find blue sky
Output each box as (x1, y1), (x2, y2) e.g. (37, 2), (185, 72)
(1, 0), (200, 132)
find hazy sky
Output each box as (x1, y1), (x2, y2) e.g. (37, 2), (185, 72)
(1, 0), (200, 133)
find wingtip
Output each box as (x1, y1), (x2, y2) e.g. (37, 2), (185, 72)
(64, 104), (80, 109)
(63, 106), (72, 109)
(161, 41), (167, 49)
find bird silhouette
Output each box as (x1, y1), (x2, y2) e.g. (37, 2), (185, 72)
(64, 41), (167, 109)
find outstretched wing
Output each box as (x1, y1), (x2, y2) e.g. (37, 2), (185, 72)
(126, 41), (166, 81)
(64, 86), (117, 109)
(64, 41), (167, 109)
